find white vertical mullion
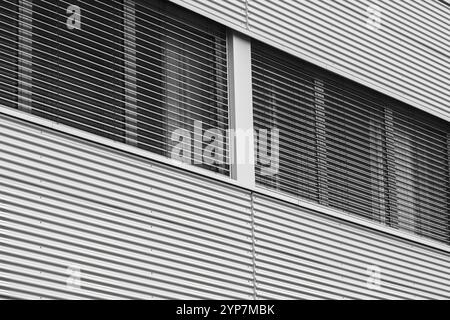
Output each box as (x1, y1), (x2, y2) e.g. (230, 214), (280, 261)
(227, 30), (255, 189)
(18, 0), (32, 112)
(124, 0), (137, 146)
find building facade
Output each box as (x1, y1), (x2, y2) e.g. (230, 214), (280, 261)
(0, 0), (449, 299)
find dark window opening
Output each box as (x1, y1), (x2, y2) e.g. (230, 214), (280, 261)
(252, 40), (450, 245)
(135, 0), (229, 175)
(2, 0), (229, 176)
(31, 0), (126, 141)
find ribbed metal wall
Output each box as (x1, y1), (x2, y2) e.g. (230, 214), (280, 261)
(253, 194), (450, 299)
(171, 0), (450, 121)
(1, 0), (449, 301)
(0, 114), (254, 299)
(1, 113), (449, 299)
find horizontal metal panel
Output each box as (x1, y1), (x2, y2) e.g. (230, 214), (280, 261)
(176, 0), (450, 121)
(0, 114), (253, 299)
(253, 194), (450, 300)
(1, 111), (449, 299)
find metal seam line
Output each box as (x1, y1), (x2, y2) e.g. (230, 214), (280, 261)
(250, 191), (257, 300)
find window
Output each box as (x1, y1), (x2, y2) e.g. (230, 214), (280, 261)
(135, 0), (229, 174)
(252, 41), (450, 245)
(252, 42), (386, 214)
(1, 0), (229, 175)
(393, 108), (449, 243)
(252, 43), (319, 202)
(324, 78), (387, 222)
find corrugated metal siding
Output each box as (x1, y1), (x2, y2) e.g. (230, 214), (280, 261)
(0, 114), (254, 299)
(1, 112), (449, 299)
(253, 194), (450, 299)
(172, 0), (450, 121)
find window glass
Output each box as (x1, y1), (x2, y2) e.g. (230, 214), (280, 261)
(324, 81), (387, 221)
(252, 40), (449, 244)
(31, 0), (125, 141)
(135, 0), (229, 174)
(252, 45), (319, 202)
(394, 111), (449, 243)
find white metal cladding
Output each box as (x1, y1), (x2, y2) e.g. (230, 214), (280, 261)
(1, 112), (449, 299)
(0, 114), (254, 299)
(253, 194), (450, 299)
(171, 0), (450, 121)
